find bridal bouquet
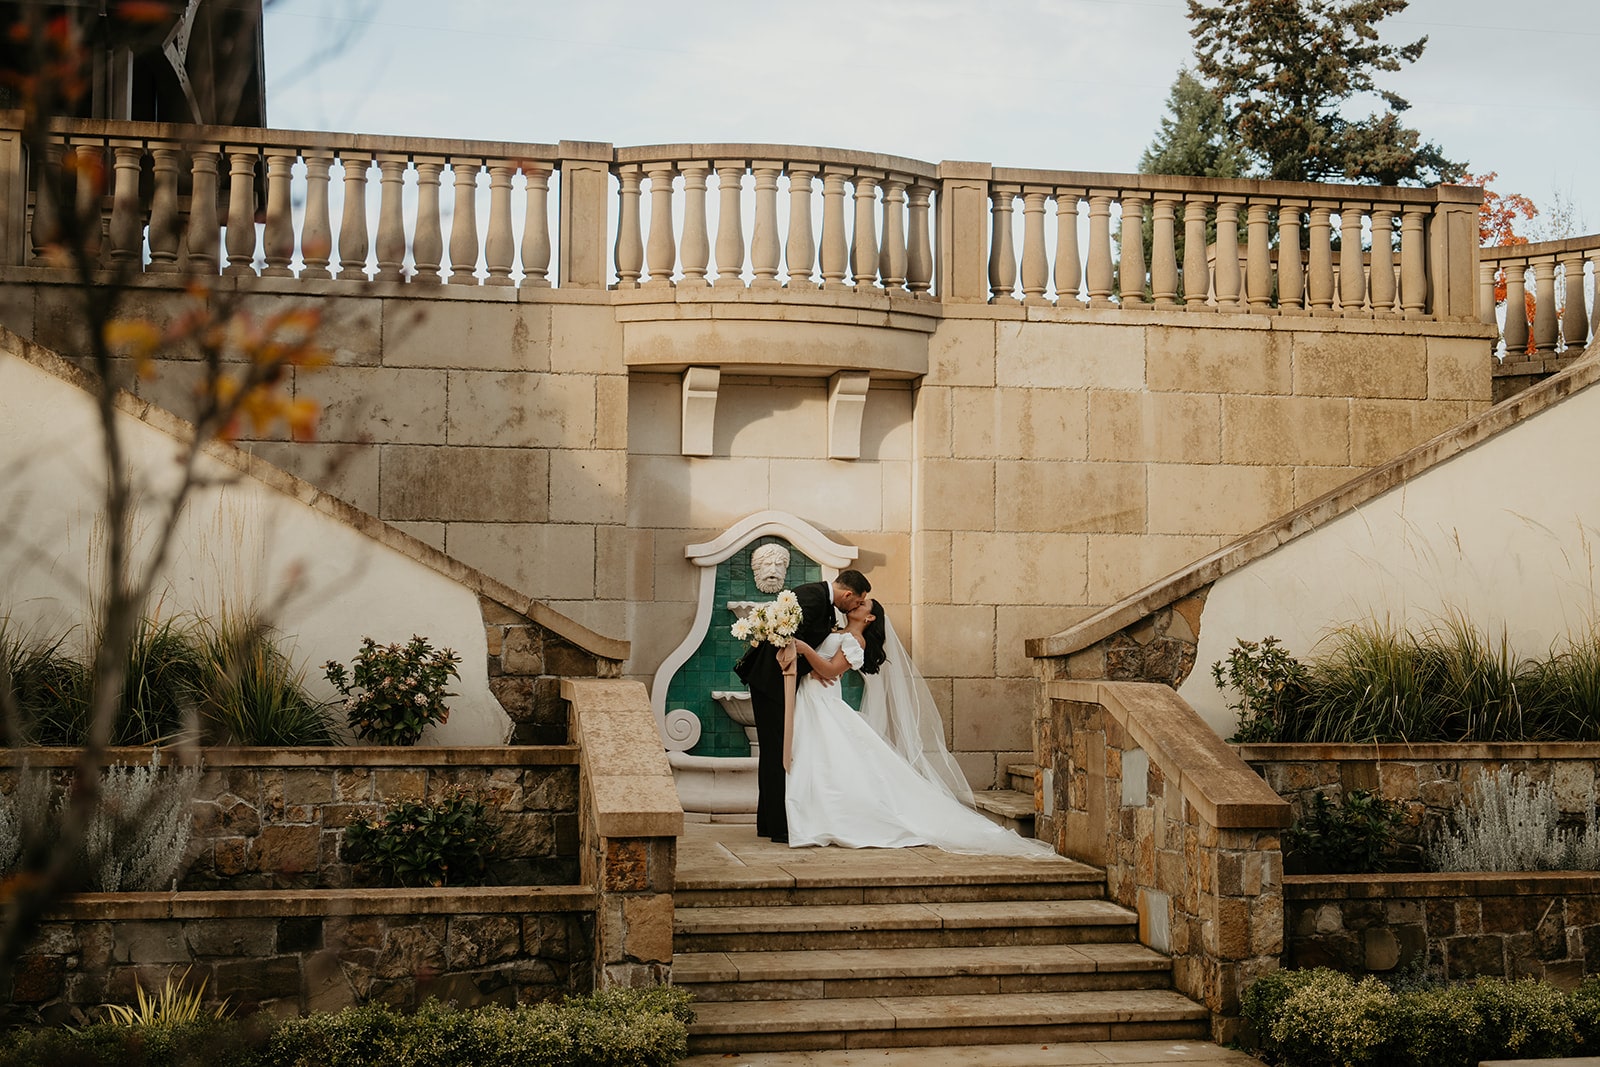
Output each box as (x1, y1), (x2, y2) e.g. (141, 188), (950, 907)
(731, 589), (803, 648)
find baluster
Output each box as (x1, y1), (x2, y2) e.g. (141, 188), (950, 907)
(679, 162), (711, 286)
(1150, 196), (1179, 309)
(713, 162), (745, 287)
(614, 164), (643, 289)
(1338, 206), (1366, 315)
(786, 166), (817, 289)
(1368, 206), (1396, 317)
(1277, 201), (1305, 312)
(1307, 203), (1335, 314)
(880, 177), (908, 293)
(750, 161), (782, 288)
(1019, 188), (1049, 304)
(223, 148), (257, 275)
(1183, 196), (1210, 310)
(1119, 194), (1147, 307)
(907, 182), (933, 298)
(107, 143), (143, 265)
(520, 165), (552, 287)
(339, 152), (371, 280)
(1562, 253), (1589, 351)
(1213, 198), (1242, 311)
(184, 149), (220, 274)
(300, 151), (333, 279)
(448, 160), (482, 285)
(1478, 262), (1499, 328)
(1531, 257), (1559, 353)
(483, 160), (516, 286)
(412, 158), (444, 283)
(642, 163), (677, 288)
(851, 171), (881, 289)
(988, 184), (1017, 304)
(29, 143), (63, 264)
(259, 152), (295, 276)
(72, 141), (104, 261)
(1503, 263), (1530, 355)
(1054, 189), (1083, 307)
(1400, 207), (1427, 317)
(374, 154), (408, 280)
(146, 147), (182, 271)
(819, 167), (849, 289)
(1244, 202), (1272, 312)
(1084, 192), (1115, 307)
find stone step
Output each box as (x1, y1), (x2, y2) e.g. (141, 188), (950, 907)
(679, 1039), (1264, 1066)
(687, 988), (1210, 1053)
(674, 898), (1138, 953)
(1007, 762), (1040, 793)
(972, 789), (1037, 835)
(675, 942), (1173, 1001)
(675, 853), (1100, 907)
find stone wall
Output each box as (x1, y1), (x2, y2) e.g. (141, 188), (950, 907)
(1043, 679), (1290, 1041)
(1286, 872), (1600, 984)
(482, 594), (624, 745)
(3, 886), (594, 1025)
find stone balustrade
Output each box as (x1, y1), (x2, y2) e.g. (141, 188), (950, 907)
(1479, 235), (1600, 357)
(1, 112), (1490, 324)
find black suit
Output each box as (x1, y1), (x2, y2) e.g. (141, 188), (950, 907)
(743, 580), (836, 841)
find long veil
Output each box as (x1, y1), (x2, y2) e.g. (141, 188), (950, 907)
(859, 614), (976, 808)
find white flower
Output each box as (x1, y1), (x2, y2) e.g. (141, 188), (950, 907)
(775, 589), (799, 609)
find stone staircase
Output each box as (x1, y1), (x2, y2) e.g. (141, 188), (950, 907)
(972, 762), (1040, 836)
(673, 824), (1208, 1054)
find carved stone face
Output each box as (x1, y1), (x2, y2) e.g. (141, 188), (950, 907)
(750, 544), (791, 593)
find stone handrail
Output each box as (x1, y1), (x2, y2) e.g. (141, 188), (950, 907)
(1478, 234), (1600, 357)
(3, 112), (1482, 323)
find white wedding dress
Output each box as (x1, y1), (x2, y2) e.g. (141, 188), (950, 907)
(785, 632), (1054, 857)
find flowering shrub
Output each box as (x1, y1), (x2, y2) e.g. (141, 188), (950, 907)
(341, 790), (497, 887)
(324, 635), (460, 746)
(730, 589), (803, 648)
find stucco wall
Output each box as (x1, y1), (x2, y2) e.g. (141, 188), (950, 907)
(1178, 365), (1600, 737)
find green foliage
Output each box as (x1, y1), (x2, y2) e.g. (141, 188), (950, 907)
(342, 789), (500, 887)
(1242, 969), (1593, 1067)
(325, 635), (461, 746)
(1212, 636), (1306, 742)
(1429, 767), (1600, 872)
(0, 988), (693, 1067)
(1285, 788), (1402, 874)
(1140, 67), (1246, 180)
(191, 616), (339, 746)
(0, 622), (88, 745)
(102, 967), (229, 1026)
(1185, 0), (1461, 185)
(111, 614), (209, 745)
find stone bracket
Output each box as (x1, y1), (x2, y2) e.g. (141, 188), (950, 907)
(827, 371), (871, 460)
(680, 365), (719, 456)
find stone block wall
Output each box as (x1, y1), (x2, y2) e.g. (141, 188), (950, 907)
(2, 887), (594, 1025)
(482, 594), (623, 745)
(1043, 680), (1290, 1042)
(1286, 873), (1600, 984)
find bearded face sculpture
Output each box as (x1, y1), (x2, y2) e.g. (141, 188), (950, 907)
(750, 544), (791, 594)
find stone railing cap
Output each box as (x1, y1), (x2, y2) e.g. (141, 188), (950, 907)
(564, 679), (684, 839)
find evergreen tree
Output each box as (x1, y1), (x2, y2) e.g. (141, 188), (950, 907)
(1140, 68), (1245, 179)
(1185, 0), (1461, 185)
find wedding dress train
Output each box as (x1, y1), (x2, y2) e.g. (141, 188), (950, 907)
(784, 631), (1053, 858)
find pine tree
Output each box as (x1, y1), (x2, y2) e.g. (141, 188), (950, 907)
(1185, 0), (1461, 185)
(1140, 69), (1245, 179)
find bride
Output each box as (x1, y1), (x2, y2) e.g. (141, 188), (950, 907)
(782, 599), (1053, 858)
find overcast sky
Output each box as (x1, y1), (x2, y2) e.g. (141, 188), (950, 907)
(264, 0), (1598, 237)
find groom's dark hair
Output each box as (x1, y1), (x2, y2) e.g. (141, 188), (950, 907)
(835, 569), (871, 595)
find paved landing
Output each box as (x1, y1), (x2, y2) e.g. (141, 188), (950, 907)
(678, 1039), (1263, 1065)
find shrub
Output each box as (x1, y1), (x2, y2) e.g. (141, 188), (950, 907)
(1212, 636), (1306, 742)
(325, 635), (460, 746)
(0, 621), (88, 745)
(191, 615), (338, 746)
(102, 967), (229, 1026)
(341, 789), (500, 887)
(110, 613), (209, 745)
(1429, 766), (1600, 872)
(1284, 788), (1403, 874)
(1260, 968), (1396, 1067)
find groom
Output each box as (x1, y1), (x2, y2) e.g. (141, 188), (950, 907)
(738, 567), (871, 842)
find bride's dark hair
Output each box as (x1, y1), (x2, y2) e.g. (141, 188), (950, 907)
(859, 600), (888, 675)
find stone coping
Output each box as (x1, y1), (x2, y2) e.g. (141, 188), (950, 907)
(1480, 233), (1600, 260)
(0, 266), (614, 303)
(563, 679), (684, 840)
(0, 745), (580, 768)
(1029, 345), (1600, 661)
(1049, 680), (1290, 831)
(0, 326), (628, 663)
(1239, 741), (1600, 761)
(40, 884), (596, 921)
(1284, 871), (1600, 899)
